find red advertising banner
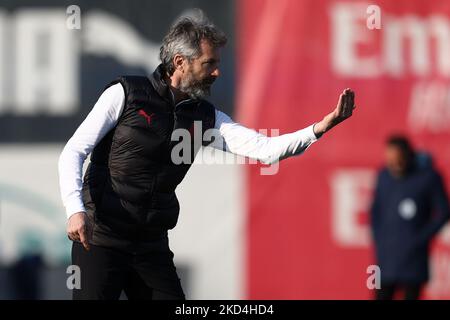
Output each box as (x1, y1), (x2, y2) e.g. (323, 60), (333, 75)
(238, 0), (450, 299)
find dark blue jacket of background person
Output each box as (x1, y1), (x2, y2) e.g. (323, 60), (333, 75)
(370, 154), (450, 284)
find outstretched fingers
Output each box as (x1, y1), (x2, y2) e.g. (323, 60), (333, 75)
(336, 92), (344, 115)
(342, 88), (355, 117)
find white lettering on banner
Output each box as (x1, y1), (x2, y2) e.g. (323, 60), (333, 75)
(330, 3), (380, 77)
(330, 3), (450, 78)
(330, 169), (375, 247)
(427, 251), (450, 298)
(0, 9), (160, 116)
(13, 10), (79, 115)
(330, 169), (450, 249)
(438, 224), (450, 246)
(383, 16), (430, 77)
(430, 16), (450, 76)
(408, 82), (450, 133)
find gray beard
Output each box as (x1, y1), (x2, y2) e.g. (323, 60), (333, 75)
(179, 74), (213, 100)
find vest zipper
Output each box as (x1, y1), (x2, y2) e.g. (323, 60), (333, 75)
(170, 99), (193, 144)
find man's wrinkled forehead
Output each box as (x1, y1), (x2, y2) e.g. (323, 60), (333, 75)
(196, 39), (221, 62)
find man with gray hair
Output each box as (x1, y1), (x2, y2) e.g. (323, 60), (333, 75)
(59, 12), (356, 300)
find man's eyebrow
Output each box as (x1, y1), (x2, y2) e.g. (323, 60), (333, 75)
(203, 58), (220, 63)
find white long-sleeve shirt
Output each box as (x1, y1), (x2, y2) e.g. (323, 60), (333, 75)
(58, 83), (319, 219)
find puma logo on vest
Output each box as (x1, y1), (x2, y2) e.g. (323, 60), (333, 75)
(138, 109), (154, 125)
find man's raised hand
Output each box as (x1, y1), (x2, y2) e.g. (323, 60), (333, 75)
(313, 88), (356, 138)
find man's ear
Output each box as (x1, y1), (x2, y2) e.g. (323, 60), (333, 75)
(173, 54), (185, 73)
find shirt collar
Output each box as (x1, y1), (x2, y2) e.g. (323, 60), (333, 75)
(151, 64), (195, 107)
(150, 64), (172, 103)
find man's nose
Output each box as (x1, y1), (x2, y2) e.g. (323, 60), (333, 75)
(211, 68), (220, 77)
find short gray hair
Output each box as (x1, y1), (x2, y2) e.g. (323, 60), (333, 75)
(160, 10), (227, 75)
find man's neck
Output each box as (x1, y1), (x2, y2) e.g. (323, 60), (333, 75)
(164, 72), (189, 105)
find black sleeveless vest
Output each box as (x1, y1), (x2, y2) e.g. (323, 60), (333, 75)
(82, 65), (216, 251)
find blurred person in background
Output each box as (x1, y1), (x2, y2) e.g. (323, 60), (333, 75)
(370, 135), (450, 300)
(8, 233), (44, 300)
(58, 11), (356, 300)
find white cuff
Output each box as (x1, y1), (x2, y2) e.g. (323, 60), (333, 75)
(305, 124), (320, 143)
(65, 198), (86, 219)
